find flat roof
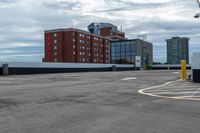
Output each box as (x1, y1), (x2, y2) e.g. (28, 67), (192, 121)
(109, 39), (152, 44)
(45, 28), (107, 39)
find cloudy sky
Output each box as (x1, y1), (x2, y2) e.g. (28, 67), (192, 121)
(0, 0), (200, 63)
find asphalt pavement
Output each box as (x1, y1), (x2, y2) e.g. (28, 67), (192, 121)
(0, 70), (199, 133)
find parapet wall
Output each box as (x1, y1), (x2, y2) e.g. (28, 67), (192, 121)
(0, 62), (135, 75)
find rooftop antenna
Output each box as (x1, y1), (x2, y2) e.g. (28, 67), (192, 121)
(121, 26), (122, 32)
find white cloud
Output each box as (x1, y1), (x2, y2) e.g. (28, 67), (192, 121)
(0, 0), (200, 62)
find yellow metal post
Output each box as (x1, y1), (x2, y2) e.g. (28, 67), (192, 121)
(181, 60), (187, 80)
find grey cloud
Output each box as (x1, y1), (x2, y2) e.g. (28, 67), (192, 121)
(0, 0), (199, 62)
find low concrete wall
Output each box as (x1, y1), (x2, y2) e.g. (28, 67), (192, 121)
(0, 62), (135, 75)
(152, 64), (191, 70)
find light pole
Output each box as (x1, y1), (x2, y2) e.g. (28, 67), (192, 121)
(197, 0), (200, 7)
(194, 0), (200, 18)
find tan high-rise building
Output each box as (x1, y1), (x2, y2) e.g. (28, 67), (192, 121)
(166, 37), (189, 64)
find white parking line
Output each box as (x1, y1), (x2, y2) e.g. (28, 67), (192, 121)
(121, 77), (137, 81)
(192, 88), (200, 96)
(138, 79), (200, 101)
(153, 91), (200, 95)
(173, 72), (179, 74)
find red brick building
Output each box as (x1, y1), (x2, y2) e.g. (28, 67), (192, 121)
(100, 27), (126, 40)
(88, 23), (127, 41)
(44, 28), (109, 63)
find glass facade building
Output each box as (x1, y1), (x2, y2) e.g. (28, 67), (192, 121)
(110, 41), (136, 64)
(110, 39), (153, 65)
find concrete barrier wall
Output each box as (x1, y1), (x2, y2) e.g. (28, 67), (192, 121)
(0, 62), (135, 75)
(7, 62), (134, 68)
(152, 64), (191, 70)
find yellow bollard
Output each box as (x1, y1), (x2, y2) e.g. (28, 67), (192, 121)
(181, 60), (187, 80)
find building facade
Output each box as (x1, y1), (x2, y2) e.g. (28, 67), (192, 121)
(44, 28), (109, 63)
(110, 39), (153, 65)
(88, 22), (127, 41)
(166, 37), (189, 64)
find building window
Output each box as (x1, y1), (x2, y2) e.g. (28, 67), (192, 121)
(54, 52), (57, 56)
(54, 46), (57, 50)
(54, 58), (57, 62)
(73, 38), (76, 42)
(73, 45), (76, 48)
(94, 37), (99, 41)
(73, 51), (76, 55)
(79, 40), (85, 44)
(54, 33), (57, 37)
(54, 40), (57, 43)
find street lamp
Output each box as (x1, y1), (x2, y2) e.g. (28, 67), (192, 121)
(194, 0), (200, 18)
(197, 0), (200, 5)
(194, 12), (200, 18)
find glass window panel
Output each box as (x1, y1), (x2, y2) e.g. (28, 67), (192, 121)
(115, 56), (120, 60)
(121, 51), (126, 57)
(131, 51), (136, 56)
(126, 41), (131, 45)
(116, 59), (121, 64)
(130, 41), (136, 45)
(131, 56), (135, 64)
(111, 60), (115, 64)
(111, 46), (115, 53)
(126, 56), (131, 64)
(111, 56), (116, 60)
(131, 45), (136, 52)
(111, 43), (116, 46)
(121, 45), (126, 51)
(116, 52), (120, 56)
(126, 51), (132, 56)
(126, 45), (131, 52)
(115, 46), (120, 53)
(111, 52), (116, 57)
(120, 58), (126, 64)
(115, 42), (121, 46)
(121, 42), (126, 45)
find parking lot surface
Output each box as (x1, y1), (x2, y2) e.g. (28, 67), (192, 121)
(0, 70), (200, 133)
